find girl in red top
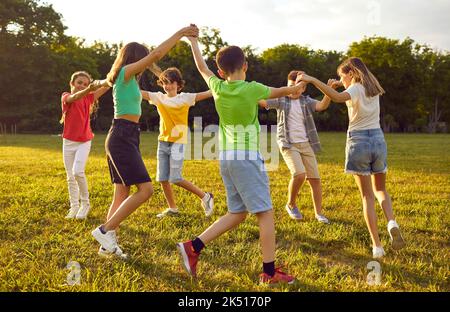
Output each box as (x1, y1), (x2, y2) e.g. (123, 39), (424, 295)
(61, 71), (109, 219)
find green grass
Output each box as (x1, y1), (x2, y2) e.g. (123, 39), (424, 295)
(0, 132), (449, 292)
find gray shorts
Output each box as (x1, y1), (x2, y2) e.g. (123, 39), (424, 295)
(156, 141), (185, 183)
(219, 151), (272, 214)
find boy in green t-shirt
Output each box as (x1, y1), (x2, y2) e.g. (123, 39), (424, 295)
(176, 34), (305, 285)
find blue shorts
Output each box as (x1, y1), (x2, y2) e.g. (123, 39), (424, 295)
(219, 151), (272, 214)
(345, 128), (387, 175)
(156, 141), (185, 183)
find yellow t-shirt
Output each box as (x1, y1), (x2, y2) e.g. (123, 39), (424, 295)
(146, 92), (196, 144)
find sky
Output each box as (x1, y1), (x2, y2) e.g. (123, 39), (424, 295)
(47, 0), (450, 53)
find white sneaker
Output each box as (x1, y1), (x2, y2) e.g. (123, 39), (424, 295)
(91, 226), (117, 252)
(387, 220), (406, 250)
(285, 204), (303, 220)
(157, 208), (179, 218)
(65, 206), (80, 219)
(201, 193), (214, 217)
(98, 246), (128, 260)
(76, 202), (91, 219)
(372, 246), (386, 259)
(315, 214), (330, 224)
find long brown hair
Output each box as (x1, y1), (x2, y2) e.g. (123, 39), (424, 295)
(106, 42), (149, 85)
(338, 57), (385, 97)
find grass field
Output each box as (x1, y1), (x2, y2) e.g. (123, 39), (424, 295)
(0, 132), (448, 292)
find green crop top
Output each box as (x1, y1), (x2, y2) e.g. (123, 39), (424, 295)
(113, 67), (142, 117)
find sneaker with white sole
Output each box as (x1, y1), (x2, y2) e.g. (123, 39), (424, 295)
(98, 246), (128, 260)
(75, 202), (91, 219)
(157, 208), (179, 218)
(285, 204), (303, 220)
(315, 214), (330, 224)
(372, 246), (386, 259)
(91, 226), (117, 252)
(201, 193), (214, 217)
(65, 206), (80, 219)
(387, 220), (406, 250)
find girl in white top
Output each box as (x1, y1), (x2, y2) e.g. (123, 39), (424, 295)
(299, 57), (405, 259)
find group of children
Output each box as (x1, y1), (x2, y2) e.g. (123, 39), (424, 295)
(60, 24), (406, 285)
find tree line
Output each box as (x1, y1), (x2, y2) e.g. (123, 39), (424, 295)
(1, 0), (449, 133)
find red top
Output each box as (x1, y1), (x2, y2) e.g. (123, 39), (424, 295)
(61, 92), (95, 142)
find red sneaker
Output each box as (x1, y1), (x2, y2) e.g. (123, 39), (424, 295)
(177, 241), (200, 277)
(259, 268), (295, 285)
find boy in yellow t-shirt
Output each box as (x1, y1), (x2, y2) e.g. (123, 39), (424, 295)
(142, 67), (214, 218)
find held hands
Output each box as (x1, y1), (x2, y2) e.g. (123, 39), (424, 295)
(180, 24), (199, 39)
(89, 79), (110, 91)
(327, 79), (343, 89)
(297, 73), (314, 83)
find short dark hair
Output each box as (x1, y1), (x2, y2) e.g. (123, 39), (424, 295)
(287, 70), (302, 82)
(216, 46), (245, 75)
(157, 67), (185, 91)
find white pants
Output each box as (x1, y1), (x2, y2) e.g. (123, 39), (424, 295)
(63, 139), (91, 209)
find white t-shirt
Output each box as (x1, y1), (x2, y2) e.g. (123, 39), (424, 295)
(286, 99), (308, 143)
(345, 83), (381, 132)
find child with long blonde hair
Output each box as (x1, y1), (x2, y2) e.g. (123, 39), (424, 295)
(299, 57), (406, 258)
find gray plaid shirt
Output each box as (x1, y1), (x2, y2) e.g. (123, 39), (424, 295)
(266, 95), (321, 153)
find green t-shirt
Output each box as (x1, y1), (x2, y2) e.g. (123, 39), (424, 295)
(207, 76), (270, 151)
(113, 67), (142, 117)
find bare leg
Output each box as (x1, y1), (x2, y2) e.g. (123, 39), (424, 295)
(160, 181), (177, 208)
(103, 182), (153, 231)
(107, 184), (130, 221)
(198, 212), (247, 244)
(287, 173), (306, 207)
(255, 210), (276, 263)
(175, 179), (205, 199)
(354, 175), (381, 248)
(371, 173), (395, 221)
(307, 178), (323, 216)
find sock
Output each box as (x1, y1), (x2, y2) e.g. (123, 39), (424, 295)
(192, 237), (205, 254)
(99, 225), (106, 234)
(263, 261), (275, 277)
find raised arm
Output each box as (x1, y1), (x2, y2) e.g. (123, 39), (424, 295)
(268, 81), (307, 99)
(148, 63), (163, 77)
(91, 79), (111, 101)
(299, 74), (350, 103)
(188, 36), (215, 83)
(195, 90), (213, 102)
(65, 82), (98, 104)
(141, 90), (150, 102)
(124, 25), (199, 81)
(315, 79), (344, 111)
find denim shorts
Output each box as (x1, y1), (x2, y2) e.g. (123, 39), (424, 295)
(219, 151), (272, 214)
(345, 128), (387, 175)
(105, 119), (151, 186)
(156, 141), (185, 183)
